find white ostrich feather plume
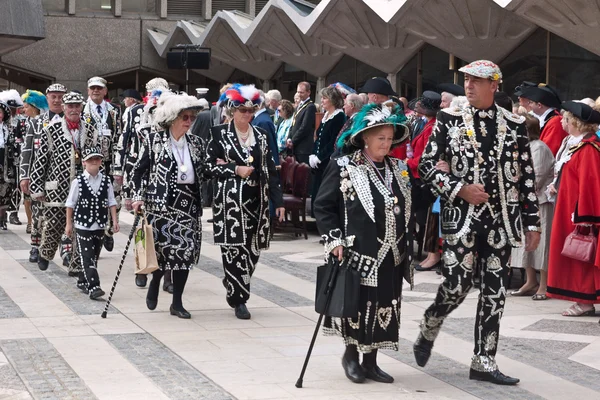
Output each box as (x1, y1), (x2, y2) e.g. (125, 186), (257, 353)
(0, 89), (23, 107)
(365, 106), (390, 126)
(152, 92), (202, 129)
(239, 84), (259, 101)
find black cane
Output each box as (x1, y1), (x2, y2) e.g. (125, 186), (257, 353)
(295, 257), (341, 388)
(101, 212), (142, 318)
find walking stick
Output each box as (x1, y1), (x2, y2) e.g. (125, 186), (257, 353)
(295, 258), (341, 388)
(101, 212), (142, 318)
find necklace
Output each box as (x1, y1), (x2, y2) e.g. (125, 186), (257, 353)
(362, 151), (397, 205)
(171, 136), (189, 179)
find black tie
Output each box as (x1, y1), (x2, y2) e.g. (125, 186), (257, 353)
(97, 105), (102, 116)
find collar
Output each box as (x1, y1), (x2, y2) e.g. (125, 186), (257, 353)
(255, 108), (267, 117)
(83, 170), (101, 180)
(537, 107), (556, 128)
(88, 99), (107, 112)
(322, 108), (344, 122)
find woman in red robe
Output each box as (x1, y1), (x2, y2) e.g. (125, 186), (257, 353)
(546, 101), (600, 316)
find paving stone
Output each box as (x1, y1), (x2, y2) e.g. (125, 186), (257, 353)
(104, 333), (233, 400)
(524, 318), (600, 337)
(197, 256), (313, 308)
(412, 282), (444, 293)
(15, 259), (118, 316)
(0, 230), (31, 250)
(0, 338), (97, 399)
(0, 285), (26, 319)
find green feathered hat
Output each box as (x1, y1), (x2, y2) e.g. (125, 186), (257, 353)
(336, 103), (409, 151)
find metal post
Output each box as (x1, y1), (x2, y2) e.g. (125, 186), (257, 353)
(545, 30), (551, 83)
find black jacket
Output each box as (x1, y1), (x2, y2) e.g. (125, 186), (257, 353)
(289, 100), (316, 157)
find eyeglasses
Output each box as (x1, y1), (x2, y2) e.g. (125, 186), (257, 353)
(89, 86), (104, 91)
(179, 114), (197, 122)
(237, 108), (254, 114)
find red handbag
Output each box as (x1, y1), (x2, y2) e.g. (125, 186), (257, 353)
(561, 226), (598, 264)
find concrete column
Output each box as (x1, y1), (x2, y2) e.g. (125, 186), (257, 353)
(203, 0), (212, 20)
(67, 0), (75, 15)
(261, 80), (271, 91)
(387, 73), (398, 96)
(315, 76), (326, 103)
(112, 0), (122, 17)
(247, 0), (256, 17)
(158, 0), (167, 18)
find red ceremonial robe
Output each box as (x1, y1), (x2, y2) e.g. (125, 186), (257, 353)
(540, 114), (568, 156)
(407, 118), (436, 179)
(547, 136), (600, 304)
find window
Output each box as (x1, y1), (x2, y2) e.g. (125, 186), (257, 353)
(42, 0), (65, 12)
(122, 0), (156, 13)
(212, 0), (246, 16)
(167, 0), (203, 17)
(77, 0), (112, 12)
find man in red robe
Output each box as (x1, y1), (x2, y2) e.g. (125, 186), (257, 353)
(520, 85), (567, 156)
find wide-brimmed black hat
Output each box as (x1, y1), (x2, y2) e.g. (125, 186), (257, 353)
(520, 84), (561, 109)
(359, 77), (397, 97)
(561, 101), (600, 124)
(514, 81), (537, 97)
(437, 83), (465, 96)
(121, 89), (142, 101)
(408, 91), (442, 117)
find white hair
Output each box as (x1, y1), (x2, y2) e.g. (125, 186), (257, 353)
(266, 89), (282, 102)
(152, 92), (202, 129)
(450, 96), (468, 109)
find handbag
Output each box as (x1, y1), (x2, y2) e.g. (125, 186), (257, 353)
(134, 215), (159, 274)
(315, 254), (360, 318)
(561, 226), (598, 264)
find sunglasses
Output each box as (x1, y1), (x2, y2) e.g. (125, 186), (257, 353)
(179, 114), (197, 122)
(237, 108), (254, 114)
(89, 86), (104, 91)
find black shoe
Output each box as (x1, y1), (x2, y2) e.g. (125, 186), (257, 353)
(0, 220), (7, 230)
(103, 235), (114, 252)
(146, 296), (157, 310)
(234, 304), (251, 319)
(342, 356), (366, 383)
(170, 305), (191, 319)
(413, 333), (434, 367)
(68, 270), (78, 277)
(135, 274), (148, 288)
(29, 248), (39, 263)
(469, 368), (520, 385)
(62, 255), (71, 267)
(163, 283), (173, 294)
(9, 213), (21, 225)
(89, 287), (105, 300)
(38, 258), (49, 271)
(362, 364), (394, 383)
(415, 262), (440, 272)
(77, 272), (89, 293)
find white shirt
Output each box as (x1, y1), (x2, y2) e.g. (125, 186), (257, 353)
(170, 135), (195, 184)
(0, 123), (5, 148)
(65, 171), (117, 231)
(537, 108), (556, 128)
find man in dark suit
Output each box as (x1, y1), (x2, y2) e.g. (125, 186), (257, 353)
(191, 99), (214, 208)
(252, 96), (279, 167)
(287, 81), (316, 164)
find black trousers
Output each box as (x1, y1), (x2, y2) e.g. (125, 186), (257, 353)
(420, 214), (511, 370)
(75, 228), (104, 291)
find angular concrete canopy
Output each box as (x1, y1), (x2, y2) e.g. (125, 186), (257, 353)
(392, 0), (536, 63)
(0, 0), (45, 56)
(498, 0), (600, 57)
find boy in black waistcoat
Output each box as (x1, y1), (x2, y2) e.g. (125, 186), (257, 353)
(65, 147), (119, 299)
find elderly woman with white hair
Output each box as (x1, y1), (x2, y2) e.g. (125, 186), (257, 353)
(207, 84), (284, 320)
(130, 92), (205, 319)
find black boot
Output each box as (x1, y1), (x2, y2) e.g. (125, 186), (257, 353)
(0, 217), (7, 230)
(342, 345), (365, 383)
(469, 368), (520, 385)
(146, 269), (164, 310)
(362, 350), (394, 383)
(170, 270), (190, 318)
(413, 333), (434, 367)
(163, 270), (173, 293)
(234, 304), (251, 320)
(62, 254), (71, 267)
(103, 234), (114, 252)
(85, 268), (105, 300)
(9, 212), (21, 225)
(29, 247), (39, 263)
(77, 271), (89, 294)
(38, 257), (49, 271)
(135, 274), (147, 288)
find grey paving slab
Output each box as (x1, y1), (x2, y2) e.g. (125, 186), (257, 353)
(0, 351), (28, 394)
(441, 317), (600, 392)
(0, 285), (25, 319)
(16, 259), (118, 316)
(197, 256), (314, 308)
(385, 339), (544, 400)
(0, 338), (97, 399)
(0, 230), (30, 250)
(412, 282), (444, 294)
(524, 318), (600, 337)
(104, 333), (233, 400)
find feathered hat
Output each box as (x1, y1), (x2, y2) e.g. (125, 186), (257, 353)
(0, 101), (10, 122)
(330, 82), (356, 99)
(145, 77), (170, 93)
(0, 89), (24, 108)
(337, 103), (409, 150)
(22, 90), (49, 112)
(152, 91), (203, 129)
(219, 84), (262, 109)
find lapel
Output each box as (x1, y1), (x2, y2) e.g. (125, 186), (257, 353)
(60, 119), (74, 145)
(185, 132), (203, 178)
(493, 104), (508, 158)
(293, 100), (312, 126)
(223, 121), (247, 163)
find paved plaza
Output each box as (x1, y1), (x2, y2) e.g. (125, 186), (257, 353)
(1, 209), (599, 400)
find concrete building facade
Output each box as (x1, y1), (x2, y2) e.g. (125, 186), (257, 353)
(2, 0), (600, 103)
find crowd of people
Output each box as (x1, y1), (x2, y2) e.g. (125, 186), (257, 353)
(0, 58), (599, 387)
